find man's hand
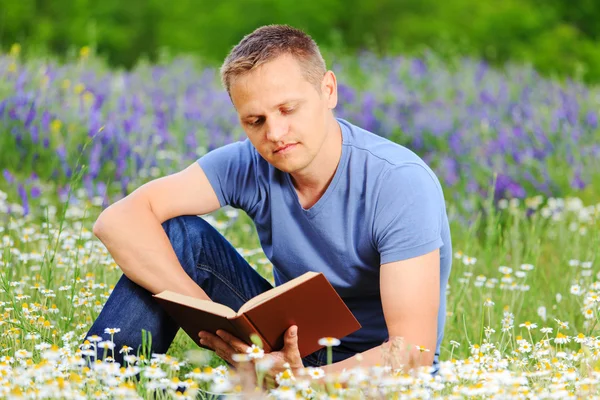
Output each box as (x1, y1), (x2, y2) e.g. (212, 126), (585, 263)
(198, 325), (304, 375)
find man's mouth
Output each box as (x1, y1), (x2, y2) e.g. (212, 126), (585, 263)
(274, 143), (297, 153)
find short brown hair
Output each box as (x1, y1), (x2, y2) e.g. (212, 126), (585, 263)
(220, 24), (327, 96)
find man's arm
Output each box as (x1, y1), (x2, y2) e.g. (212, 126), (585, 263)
(322, 249), (440, 374)
(92, 162), (221, 298)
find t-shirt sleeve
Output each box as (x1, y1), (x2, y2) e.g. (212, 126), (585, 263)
(373, 163), (445, 265)
(196, 139), (260, 212)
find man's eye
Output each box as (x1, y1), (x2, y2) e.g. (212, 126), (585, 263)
(281, 108), (295, 114)
(248, 119), (263, 127)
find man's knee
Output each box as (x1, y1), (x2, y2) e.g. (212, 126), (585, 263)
(161, 215), (219, 276)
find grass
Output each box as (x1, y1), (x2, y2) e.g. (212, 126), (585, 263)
(0, 176), (599, 397)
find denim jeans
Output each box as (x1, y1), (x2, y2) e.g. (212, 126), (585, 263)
(83, 215), (355, 368)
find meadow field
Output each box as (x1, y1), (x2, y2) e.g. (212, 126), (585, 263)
(1, 45), (600, 398)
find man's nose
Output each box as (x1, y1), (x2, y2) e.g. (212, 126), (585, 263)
(265, 116), (288, 142)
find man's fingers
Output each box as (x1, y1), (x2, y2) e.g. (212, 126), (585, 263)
(284, 325), (299, 349)
(216, 329), (251, 354)
(199, 332), (235, 361)
(199, 330), (251, 364)
(283, 325), (304, 369)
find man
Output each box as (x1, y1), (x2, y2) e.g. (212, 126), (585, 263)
(86, 24), (452, 376)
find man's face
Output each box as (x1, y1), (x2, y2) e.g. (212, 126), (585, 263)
(229, 54), (336, 174)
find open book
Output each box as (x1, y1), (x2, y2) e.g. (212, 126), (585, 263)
(153, 271), (361, 357)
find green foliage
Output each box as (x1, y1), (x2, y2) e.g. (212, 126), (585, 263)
(3, 0), (600, 82)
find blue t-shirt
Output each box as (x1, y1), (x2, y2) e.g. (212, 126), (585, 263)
(198, 117), (452, 367)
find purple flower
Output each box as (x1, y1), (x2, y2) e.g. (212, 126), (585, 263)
(570, 168), (586, 190)
(24, 106), (36, 128)
(495, 173), (526, 199)
(96, 181), (107, 198)
(58, 185), (71, 202)
(586, 111), (598, 129)
(30, 186), (41, 199)
(30, 125), (39, 144)
(18, 183), (29, 216)
(41, 111), (50, 132)
(411, 58), (428, 76)
(2, 169), (14, 184)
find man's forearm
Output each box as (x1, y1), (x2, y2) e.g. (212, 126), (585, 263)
(93, 202), (210, 300)
(321, 341), (434, 375)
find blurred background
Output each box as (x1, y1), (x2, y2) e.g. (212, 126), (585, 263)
(2, 0), (600, 83)
(1, 0), (599, 220)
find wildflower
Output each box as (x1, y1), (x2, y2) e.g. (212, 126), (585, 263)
(574, 333), (588, 344)
(502, 311), (514, 332)
(87, 335), (102, 343)
(318, 337), (341, 347)
(119, 345), (132, 354)
(484, 298), (495, 307)
(246, 344), (264, 359)
(520, 264), (534, 271)
(35, 342), (52, 351)
(518, 341), (532, 353)
(104, 328), (121, 335)
(24, 333), (40, 341)
(98, 341), (115, 350)
(305, 367), (325, 379)
(270, 385), (296, 399)
(14, 349), (32, 359)
(123, 355), (137, 365)
(584, 308), (595, 320)
(498, 266), (513, 274)
(41, 344), (62, 361)
(123, 366), (141, 378)
(301, 385), (315, 399)
(554, 319), (569, 329)
(144, 365), (167, 379)
(541, 327), (553, 334)
(61, 331), (75, 342)
(449, 340), (460, 348)
(416, 345), (430, 353)
(586, 294), (600, 304)
(462, 256), (477, 265)
(275, 368), (296, 386)
(474, 275), (486, 287)
(519, 321), (538, 330)
(570, 285), (582, 295)
(555, 333), (570, 345)
(211, 377), (232, 393)
(537, 306), (547, 321)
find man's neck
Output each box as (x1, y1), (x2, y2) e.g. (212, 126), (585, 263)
(289, 118), (343, 208)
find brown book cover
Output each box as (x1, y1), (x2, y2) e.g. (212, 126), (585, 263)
(152, 271), (362, 358)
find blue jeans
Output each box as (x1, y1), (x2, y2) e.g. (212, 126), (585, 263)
(83, 215), (354, 368)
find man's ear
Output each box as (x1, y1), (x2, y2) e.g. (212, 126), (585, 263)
(321, 71), (338, 109)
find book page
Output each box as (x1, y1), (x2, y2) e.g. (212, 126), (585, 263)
(237, 271), (318, 314)
(154, 291), (236, 319)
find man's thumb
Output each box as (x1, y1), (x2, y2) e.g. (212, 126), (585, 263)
(287, 325), (298, 341)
